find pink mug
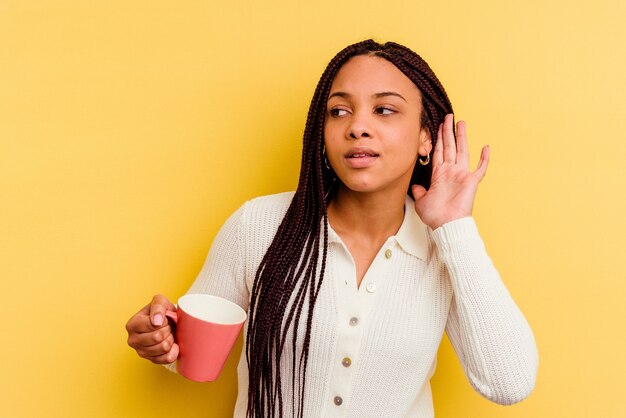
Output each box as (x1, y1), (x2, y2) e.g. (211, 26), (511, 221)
(165, 294), (247, 382)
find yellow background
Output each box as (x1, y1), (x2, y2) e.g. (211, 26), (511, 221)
(1, 0), (625, 417)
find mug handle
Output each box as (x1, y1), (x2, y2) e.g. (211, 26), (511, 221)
(165, 309), (178, 324)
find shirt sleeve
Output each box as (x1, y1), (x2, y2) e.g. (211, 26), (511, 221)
(185, 202), (250, 310)
(163, 202), (250, 374)
(431, 217), (538, 405)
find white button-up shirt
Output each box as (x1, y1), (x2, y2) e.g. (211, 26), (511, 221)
(178, 192), (537, 417)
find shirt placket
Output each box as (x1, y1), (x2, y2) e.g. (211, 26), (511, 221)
(325, 238), (396, 417)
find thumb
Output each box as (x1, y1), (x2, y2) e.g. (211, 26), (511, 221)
(411, 184), (427, 202)
(149, 294), (175, 327)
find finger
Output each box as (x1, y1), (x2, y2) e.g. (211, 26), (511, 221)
(125, 306), (156, 334)
(432, 123), (444, 166)
(411, 184), (427, 202)
(442, 113), (456, 163)
(147, 343), (179, 365)
(473, 145), (490, 181)
(128, 324), (173, 350)
(150, 294), (176, 327)
(456, 120), (469, 169)
(135, 332), (175, 358)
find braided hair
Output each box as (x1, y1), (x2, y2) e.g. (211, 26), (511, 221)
(245, 39), (454, 417)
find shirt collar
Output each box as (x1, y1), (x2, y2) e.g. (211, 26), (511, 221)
(326, 195), (430, 261)
(395, 195), (430, 260)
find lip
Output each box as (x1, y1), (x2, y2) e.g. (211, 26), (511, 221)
(344, 147), (380, 168)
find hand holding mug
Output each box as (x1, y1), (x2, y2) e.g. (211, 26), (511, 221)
(126, 293), (247, 382)
(125, 294), (179, 364)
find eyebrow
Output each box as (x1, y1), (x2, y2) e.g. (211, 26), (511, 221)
(327, 91), (407, 103)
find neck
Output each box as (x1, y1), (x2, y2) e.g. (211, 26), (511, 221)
(328, 183), (407, 240)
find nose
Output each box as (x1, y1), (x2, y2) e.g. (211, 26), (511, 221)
(349, 128), (371, 139)
(347, 113), (372, 140)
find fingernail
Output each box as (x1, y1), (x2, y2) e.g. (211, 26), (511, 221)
(153, 314), (163, 326)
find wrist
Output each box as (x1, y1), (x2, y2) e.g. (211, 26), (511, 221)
(428, 214), (471, 230)
(430, 216), (479, 247)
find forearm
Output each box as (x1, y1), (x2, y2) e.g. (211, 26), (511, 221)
(433, 217), (538, 405)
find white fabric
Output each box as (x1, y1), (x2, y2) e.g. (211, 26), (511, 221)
(175, 191), (538, 417)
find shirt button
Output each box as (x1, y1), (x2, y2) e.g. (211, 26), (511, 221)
(349, 317), (359, 326)
(366, 283), (376, 293)
(385, 249), (392, 259)
(333, 396), (343, 406)
(342, 357), (352, 367)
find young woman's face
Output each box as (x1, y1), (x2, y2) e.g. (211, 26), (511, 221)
(324, 55), (431, 196)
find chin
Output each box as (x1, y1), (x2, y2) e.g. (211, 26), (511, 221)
(338, 179), (381, 194)
(336, 172), (412, 196)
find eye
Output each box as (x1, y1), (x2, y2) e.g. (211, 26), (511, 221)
(329, 108), (349, 117)
(375, 106), (395, 116)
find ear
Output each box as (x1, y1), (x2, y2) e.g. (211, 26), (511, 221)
(417, 127), (432, 157)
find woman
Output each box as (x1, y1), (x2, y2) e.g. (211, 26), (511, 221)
(126, 39), (538, 417)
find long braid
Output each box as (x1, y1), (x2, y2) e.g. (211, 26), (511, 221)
(246, 40), (453, 417)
